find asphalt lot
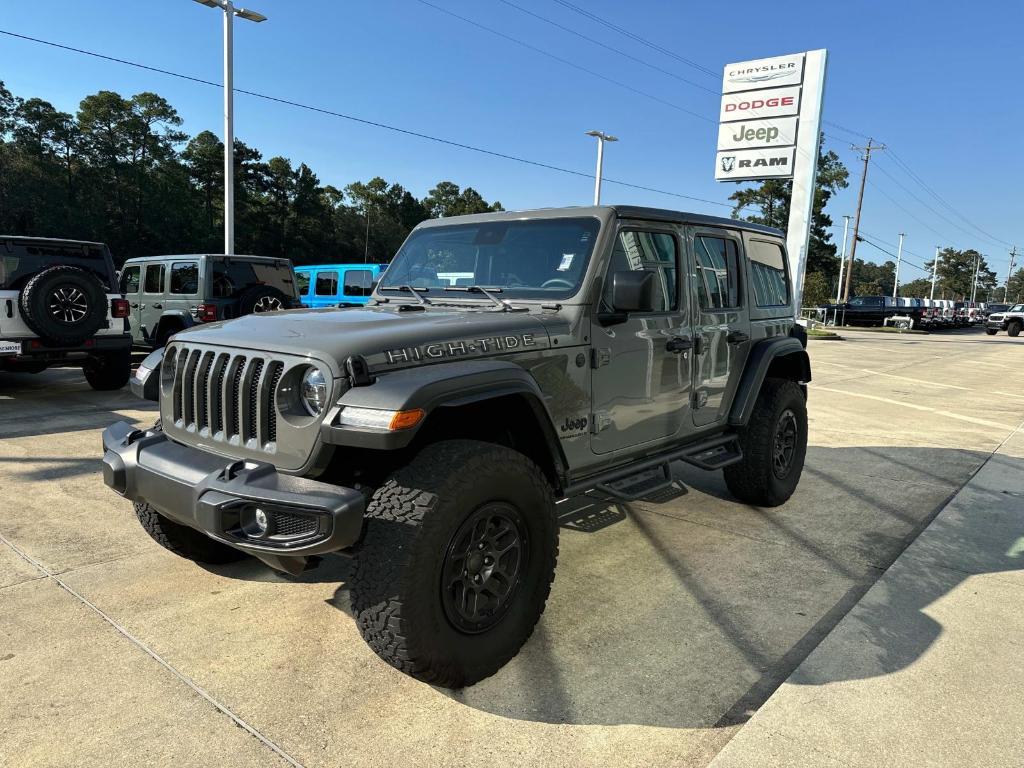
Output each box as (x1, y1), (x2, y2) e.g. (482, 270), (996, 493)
(2, 329), (1022, 767)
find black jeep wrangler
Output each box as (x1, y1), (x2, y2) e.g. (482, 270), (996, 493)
(101, 206), (811, 686)
(0, 237), (131, 389)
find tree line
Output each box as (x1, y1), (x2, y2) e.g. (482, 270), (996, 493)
(0, 82), (502, 267)
(729, 137), (1013, 306)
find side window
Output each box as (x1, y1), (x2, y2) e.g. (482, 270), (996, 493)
(343, 269), (373, 297)
(169, 261), (199, 295)
(295, 271), (310, 296)
(747, 240), (789, 307)
(694, 235), (739, 310)
(315, 271), (338, 296)
(603, 230), (678, 312)
(143, 263), (165, 294)
(120, 266), (141, 294)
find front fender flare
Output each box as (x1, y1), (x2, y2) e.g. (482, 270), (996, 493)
(728, 337), (811, 427)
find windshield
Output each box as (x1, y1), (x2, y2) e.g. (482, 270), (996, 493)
(1011, 304), (1024, 313)
(379, 217), (601, 301)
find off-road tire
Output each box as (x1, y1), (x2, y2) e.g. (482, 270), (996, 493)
(724, 378), (808, 507)
(134, 502), (247, 564)
(985, 328), (998, 336)
(238, 285), (288, 316)
(83, 350), (131, 391)
(1008, 321), (1021, 337)
(19, 265), (108, 345)
(351, 439), (558, 688)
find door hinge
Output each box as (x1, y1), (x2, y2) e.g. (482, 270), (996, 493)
(692, 390), (708, 409)
(591, 348), (611, 368)
(591, 411), (612, 433)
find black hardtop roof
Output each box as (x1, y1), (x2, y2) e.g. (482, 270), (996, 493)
(2, 235), (107, 248)
(610, 205), (783, 236)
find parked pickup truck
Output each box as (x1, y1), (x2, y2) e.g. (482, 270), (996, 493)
(820, 295), (925, 328)
(985, 304), (1024, 336)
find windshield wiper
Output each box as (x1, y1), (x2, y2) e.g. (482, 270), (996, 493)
(443, 285), (526, 312)
(378, 284), (431, 304)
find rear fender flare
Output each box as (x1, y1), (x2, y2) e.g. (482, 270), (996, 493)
(728, 337), (811, 427)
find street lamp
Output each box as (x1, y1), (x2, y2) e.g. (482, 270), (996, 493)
(585, 130), (617, 205)
(192, 0), (267, 255)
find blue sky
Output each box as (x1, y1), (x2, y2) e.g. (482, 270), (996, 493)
(1, 0), (1021, 280)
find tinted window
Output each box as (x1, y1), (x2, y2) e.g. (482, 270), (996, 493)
(315, 271), (338, 296)
(120, 266), (141, 293)
(380, 218), (600, 301)
(210, 259), (297, 299)
(747, 240), (788, 306)
(602, 230), (678, 312)
(143, 264), (165, 293)
(344, 269), (374, 297)
(169, 261), (199, 294)
(0, 241), (115, 290)
(694, 236), (739, 310)
(296, 271), (310, 296)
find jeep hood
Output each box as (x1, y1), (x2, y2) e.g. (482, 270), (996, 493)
(172, 305), (553, 375)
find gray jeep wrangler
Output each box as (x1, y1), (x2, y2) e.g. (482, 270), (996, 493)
(101, 206), (811, 687)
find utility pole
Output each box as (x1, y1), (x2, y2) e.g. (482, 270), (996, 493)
(193, 0), (267, 255)
(835, 214), (851, 303)
(842, 139), (885, 301)
(1006, 246), (1018, 302)
(930, 245), (941, 299)
(892, 232), (905, 298)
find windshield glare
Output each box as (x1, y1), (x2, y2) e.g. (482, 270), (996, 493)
(379, 217), (601, 301)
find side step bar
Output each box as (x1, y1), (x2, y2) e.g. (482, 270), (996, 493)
(564, 433), (743, 499)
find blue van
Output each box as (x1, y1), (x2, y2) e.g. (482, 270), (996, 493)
(294, 263), (388, 308)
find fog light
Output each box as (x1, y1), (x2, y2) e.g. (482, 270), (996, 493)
(254, 507), (268, 534)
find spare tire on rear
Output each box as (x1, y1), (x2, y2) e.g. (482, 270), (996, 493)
(237, 284), (287, 316)
(19, 265), (109, 346)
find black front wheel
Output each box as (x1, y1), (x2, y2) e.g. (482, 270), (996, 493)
(351, 440), (558, 688)
(724, 378), (808, 507)
(985, 328), (999, 336)
(1009, 321), (1021, 338)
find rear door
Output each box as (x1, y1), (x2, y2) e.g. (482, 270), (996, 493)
(140, 261), (166, 341)
(166, 259), (201, 326)
(341, 267), (374, 306)
(312, 269), (339, 308)
(690, 228), (749, 426)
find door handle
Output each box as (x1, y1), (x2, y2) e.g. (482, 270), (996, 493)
(130, 303), (139, 308)
(666, 336), (693, 353)
(152, 303), (163, 309)
(727, 331), (749, 345)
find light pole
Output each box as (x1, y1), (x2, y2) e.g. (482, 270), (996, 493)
(193, 0), (267, 255)
(835, 214), (851, 303)
(930, 245), (941, 299)
(892, 232), (905, 298)
(585, 130), (617, 205)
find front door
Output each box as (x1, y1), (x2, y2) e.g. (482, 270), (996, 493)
(140, 261), (166, 343)
(591, 225), (692, 455)
(691, 228), (749, 426)
(119, 264), (144, 343)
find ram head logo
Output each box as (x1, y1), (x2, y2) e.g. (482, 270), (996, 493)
(720, 156), (736, 172)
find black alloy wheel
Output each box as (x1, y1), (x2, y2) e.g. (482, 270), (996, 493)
(772, 408), (798, 479)
(441, 502), (528, 634)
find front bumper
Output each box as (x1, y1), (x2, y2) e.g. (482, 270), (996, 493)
(986, 320), (1007, 331)
(101, 421), (365, 558)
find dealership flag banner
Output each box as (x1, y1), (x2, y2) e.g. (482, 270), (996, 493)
(716, 49), (828, 318)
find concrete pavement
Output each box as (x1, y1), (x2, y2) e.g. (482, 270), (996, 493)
(1, 330), (1022, 766)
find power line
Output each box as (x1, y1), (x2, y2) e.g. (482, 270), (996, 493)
(549, 0), (720, 78)
(413, 0), (714, 123)
(0, 28), (737, 211)
(494, 0), (718, 95)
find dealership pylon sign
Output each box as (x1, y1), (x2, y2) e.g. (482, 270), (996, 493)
(715, 50), (828, 317)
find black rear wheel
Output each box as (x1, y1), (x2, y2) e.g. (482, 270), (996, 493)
(351, 439), (558, 688)
(985, 328), (998, 336)
(724, 378), (808, 507)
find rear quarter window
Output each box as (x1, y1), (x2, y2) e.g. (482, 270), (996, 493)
(211, 260), (298, 299)
(747, 239), (789, 307)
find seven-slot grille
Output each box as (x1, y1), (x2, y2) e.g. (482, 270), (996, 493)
(164, 345), (284, 449)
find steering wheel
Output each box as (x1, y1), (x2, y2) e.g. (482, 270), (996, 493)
(540, 278), (574, 290)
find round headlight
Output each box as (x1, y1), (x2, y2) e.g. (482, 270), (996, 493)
(300, 368), (328, 416)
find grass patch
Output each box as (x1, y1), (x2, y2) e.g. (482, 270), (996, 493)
(806, 327), (842, 340)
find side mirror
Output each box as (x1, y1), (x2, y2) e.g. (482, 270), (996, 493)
(611, 270), (655, 313)
(130, 347), (163, 402)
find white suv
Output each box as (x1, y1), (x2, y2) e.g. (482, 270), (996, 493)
(0, 237), (132, 389)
